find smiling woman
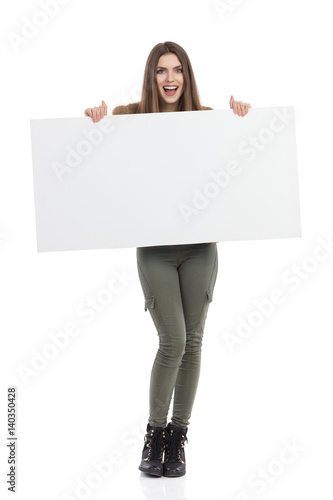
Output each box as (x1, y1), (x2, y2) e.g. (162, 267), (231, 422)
(155, 54), (184, 108)
(83, 40), (249, 479)
(135, 41), (213, 113)
(93, 41), (218, 479)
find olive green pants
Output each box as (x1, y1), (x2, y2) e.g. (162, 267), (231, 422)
(136, 242), (218, 428)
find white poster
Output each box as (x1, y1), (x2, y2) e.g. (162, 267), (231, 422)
(30, 106), (301, 252)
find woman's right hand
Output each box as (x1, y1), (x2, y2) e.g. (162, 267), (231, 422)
(84, 100), (108, 122)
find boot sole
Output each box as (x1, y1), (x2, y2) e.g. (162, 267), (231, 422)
(138, 465), (163, 477)
(163, 469), (186, 477)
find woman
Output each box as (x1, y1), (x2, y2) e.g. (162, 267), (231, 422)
(84, 41), (251, 478)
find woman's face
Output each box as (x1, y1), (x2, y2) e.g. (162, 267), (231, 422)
(156, 53), (184, 110)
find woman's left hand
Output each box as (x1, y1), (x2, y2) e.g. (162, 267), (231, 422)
(229, 95), (251, 117)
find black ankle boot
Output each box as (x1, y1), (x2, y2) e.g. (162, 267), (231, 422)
(138, 423), (168, 477)
(163, 422), (188, 477)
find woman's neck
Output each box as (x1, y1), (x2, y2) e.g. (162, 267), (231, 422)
(159, 100), (179, 113)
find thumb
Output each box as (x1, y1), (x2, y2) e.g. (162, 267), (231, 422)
(230, 95), (234, 107)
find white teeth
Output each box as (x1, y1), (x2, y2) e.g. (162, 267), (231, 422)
(164, 86), (177, 90)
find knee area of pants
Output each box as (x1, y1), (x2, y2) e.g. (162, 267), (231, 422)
(158, 341), (186, 361)
(184, 344), (202, 355)
(184, 332), (203, 350)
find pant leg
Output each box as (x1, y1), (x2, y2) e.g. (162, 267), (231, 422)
(136, 245), (187, 428)
(171, 242), (218, 428)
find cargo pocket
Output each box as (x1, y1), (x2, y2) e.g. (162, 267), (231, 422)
(144, 296), (155, 312)
(206, 288), (214, 303)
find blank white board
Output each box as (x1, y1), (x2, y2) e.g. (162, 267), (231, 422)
(30, 106), (301, 252)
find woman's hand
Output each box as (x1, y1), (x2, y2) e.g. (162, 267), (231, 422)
(84, 100), (108, 122)
(229, 95), (251, 117)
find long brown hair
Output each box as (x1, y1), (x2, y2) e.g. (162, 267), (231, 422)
(137, 41), (206, 114)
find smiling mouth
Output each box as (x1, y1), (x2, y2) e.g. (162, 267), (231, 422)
(163, 86), (178, 96)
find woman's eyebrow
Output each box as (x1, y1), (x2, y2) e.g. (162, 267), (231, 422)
(156, 65), (183, 69)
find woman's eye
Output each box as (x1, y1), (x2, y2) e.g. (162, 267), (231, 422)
(157, 69), (183, 73)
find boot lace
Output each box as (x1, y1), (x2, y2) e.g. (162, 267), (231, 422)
(144, 429), (166, 462)
(165, 427), (188, 463)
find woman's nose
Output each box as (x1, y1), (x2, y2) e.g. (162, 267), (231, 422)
(165, 72), (175, 82)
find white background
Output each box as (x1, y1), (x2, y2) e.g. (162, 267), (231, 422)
(1, 1), (332, 499)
